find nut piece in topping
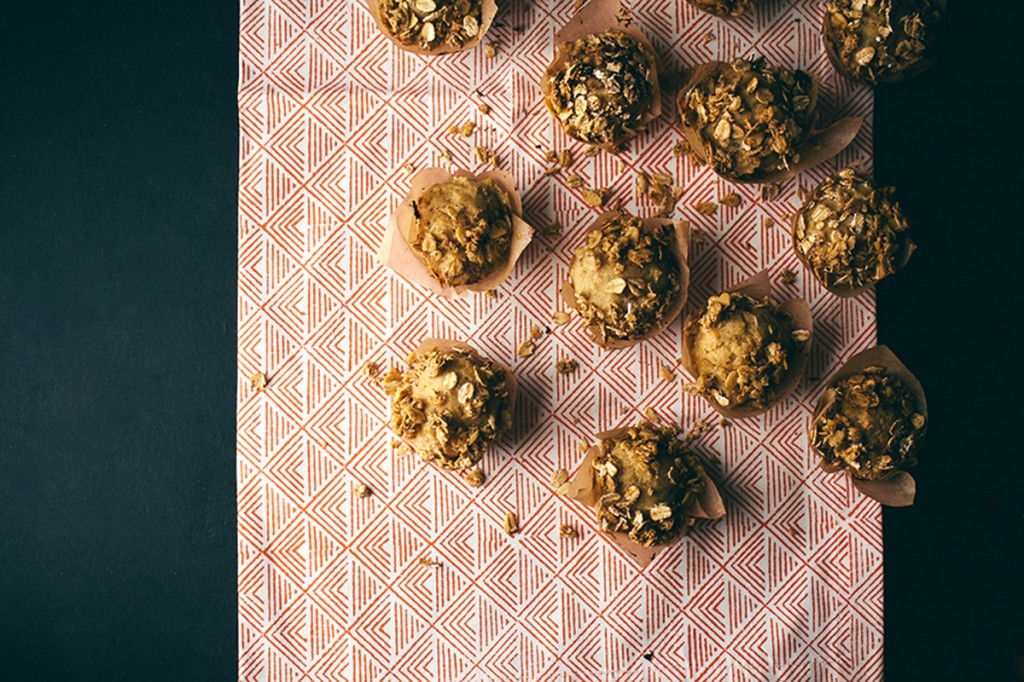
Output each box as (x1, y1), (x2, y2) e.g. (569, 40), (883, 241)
(680, 58), (816, 181)
(381, 344), (514, 471)
(793, 167), (912, 294)
(543, 29), (658, 149)
(567, 212), (685, 346)
(683, 292), (800, 411)
(593, 422), (709, 547)
(811, 367), (925, 480)
(685, 0), (755, 18)
(374, 0), (491, 53)
(558, 524), (578, 538)
(824, 0), (945, 85)
(409, 176), (513, 287)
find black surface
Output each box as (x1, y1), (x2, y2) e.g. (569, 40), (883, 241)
(1, 2), (1021, 681)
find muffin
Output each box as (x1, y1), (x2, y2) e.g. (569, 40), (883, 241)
(679, 58), (815, 181)
(593, 422), (714, 547)
(686, 0), (755, 18)
(811, 367), (925, 481)
(793, 167), (913, 295)
(370, 0), (496, 54)
(682, 281), (812, 415)
(379, 168), (535, 297)
(824, 0), (945, 85)
(543, 28), (659, 150)
(410, 176), (513, 287)
(564, 211), (688, 348)
(381, 341), (514, 471)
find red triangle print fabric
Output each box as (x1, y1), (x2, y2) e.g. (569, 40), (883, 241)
(238, 0), (883, 679)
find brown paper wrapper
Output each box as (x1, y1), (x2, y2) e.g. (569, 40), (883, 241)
(564, 426), (725, 567)
(811, 345), (926, 507)
(560, 212), (690, 350)
(676, 62), (863, 184)
(680, 270), (813, 418)
(790, 209), (917, 298)
(377, 167), (535, 299)
(366, 0), (498, 56)
(541, 0), (663, 153)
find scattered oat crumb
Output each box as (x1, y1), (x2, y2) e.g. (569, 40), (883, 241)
(695, 201), (717, 216)
(577, 439), (590, 452)
(558, 524), (578, 538)
(691, 228), (705, 244)
(401, 162), (415, 176)
(418, 557), (441, 567)
(464, 468), (485, 487)
(558, 149), (572, 167)
(485, 289), (497, 300)
(353, 482), (371, 498)
(642, 651), (655, 662)
(644, 407), (661, 423)
(530, 325), (543, 340)
(582, 187), (610, 207)
(249, 372), (267, 392)
(397, 443), (412, 455)
(673, 139), (691, 157)
(517, 339), (536, 358)
(390, 439), (402, 448)
(760, 184), (782, 201)
(781, 268), (797, 284)
(556, 358), (578, 375)
(458, 121), (476, 137)
(551, 311), (570, 326)
(540, 221), (562, 238)
(744, 241), (755, 251)
(635, 171), (649, 200)
(720, 418), (731, 428)
(502, 513), (519, 535)
(475, 146), (499, 167)
(584, 145), (600, 158)
(686, 419), (710, 443)
(787, 525), (799, 537)
(659, 366), (675, 382)
(544, 150), (558, 163)
(566, 174), (584, 190)
(619, 405), (630, 415)
(478, 103), (490, 115)
(702, 30), (716, 44)
(485, 42), (498, 58)
(543, 166), (561, 177)
(763, 217), (776, 228)
(446, 124), (458, 134)
(439, 149), (452, 162)
(361, 361), (379, 378)
(720, 192), (741, 207)
(550, 468), (569, 488)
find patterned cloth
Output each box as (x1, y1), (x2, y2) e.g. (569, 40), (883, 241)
(237, 1), (882, 679)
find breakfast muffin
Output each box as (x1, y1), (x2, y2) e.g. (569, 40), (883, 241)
(793, 167), (913, 295)
(679, 58), (815, 181)
(409, 175), (513, 287)
(592, 422), (712, 547)
(824, 0), (946, 85)
(544, 28), (659, 150)
(381, 341), (514, 471)
(565, 212), (688, 348)
(683, 285), (811, 415)
(370, 0), (496, 54)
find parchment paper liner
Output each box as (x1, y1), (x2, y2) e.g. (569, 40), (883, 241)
(366, 0), (498, 56)
(680, 270), (813, 418)
(541, 0), (663, 153)
(560, 212), (690, 350)
(377, 167), (535, 299)
(811, 345), (926, 507)
(790, 192), (917, 298)
(393, 338), (518, 473)
(676, 62), (863, 184)
(564, 426), (726, 567)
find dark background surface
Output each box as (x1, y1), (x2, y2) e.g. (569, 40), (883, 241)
(1, 1), (1021, 681)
